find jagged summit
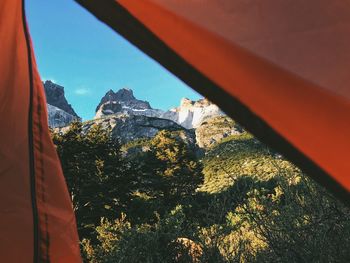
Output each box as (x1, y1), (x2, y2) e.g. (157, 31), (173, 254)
(43, 80), (80, 128)
(105, 88), (135, 101)
(114, 88), (135, 101)
(95, 88), (151, 113)
(45, 80), (62, 89)
(95, 88), (224, 129)
(180, 98), (194, 107)
(44, 80), (79, 117)
(95, 88), (162, 119)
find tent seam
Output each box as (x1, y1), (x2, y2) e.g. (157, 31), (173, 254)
(36, 91), (51, 262)
(21, 0), (40, 262)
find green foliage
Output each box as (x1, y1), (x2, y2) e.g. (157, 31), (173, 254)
(121, 138), (150, 153)
(121, 130), (203, 222)
(227, 174), (350, 262)
(52, 124), (350, 262)
(150, 130), (202, 199)
(200, 133), (297, 193)
(82, 206), (199, 263)
(52, 122), (133, 239)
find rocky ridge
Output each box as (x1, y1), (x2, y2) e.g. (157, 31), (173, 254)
(49, 86), (243, 149)
(94, 89), (224, 130)
(161, 98), (224, 129)
(47, 104), (78, 128)
(84, 113), (195, 145)
(91, 88), (241, 149)
(95, 89), (163, 119)
(44, 80), (79, 117)
(44, 80), (80, 128)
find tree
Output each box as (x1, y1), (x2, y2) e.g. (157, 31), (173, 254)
(52, 122), (133, 240)
(149, 130), (202, 205)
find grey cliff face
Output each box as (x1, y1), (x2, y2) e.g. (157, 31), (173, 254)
(47, 104), (79, 128)
(95, 88), (164, 119)
(44, 80), (79, 117)
(95, 88), (152, 113)
(160, 98), (224, 129)
(44, 80), (80, 128)
(98, 101), (123, 116)
(84, 114), (195, 145)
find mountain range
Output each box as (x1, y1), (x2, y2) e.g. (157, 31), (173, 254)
(45, 81), (242, 148)
(94, 88), (225, 129)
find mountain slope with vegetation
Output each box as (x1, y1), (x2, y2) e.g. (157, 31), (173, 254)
(200, 132), (298, 193)
(51, 120), (350, 262)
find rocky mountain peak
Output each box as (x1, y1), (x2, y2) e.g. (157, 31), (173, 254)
(162, 97), (224, 129)
(94, 87), (225, 130)
(114, 88), (135, 101)
(180, 98), (194, 108)
(95, 88), (163, 119)
(44, 80), (79, 117)
(194, 98), (211, 107)
(105, 89), (115, 96)
(95, 88), (151, 113)
(44, 80), (80, 128)
(45, 80), (62, 90)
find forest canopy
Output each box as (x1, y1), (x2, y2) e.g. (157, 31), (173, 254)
(52, 122), (350, 263)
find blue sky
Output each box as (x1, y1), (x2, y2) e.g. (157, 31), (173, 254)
(25, 0), (201, 120)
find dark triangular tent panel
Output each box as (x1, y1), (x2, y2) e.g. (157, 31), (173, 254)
(0, 0), (81, 262)
(75, 0), (350, 203)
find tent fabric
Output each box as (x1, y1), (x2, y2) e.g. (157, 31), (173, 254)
(76, 0), (350, 203)
(0, 0), (349, 261)
(0, 0), (81, 262)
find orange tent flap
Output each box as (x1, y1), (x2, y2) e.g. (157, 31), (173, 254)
(147, 0), (350, 100)
(76, 0), (350, 203)
(0, 0), (81, 262)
